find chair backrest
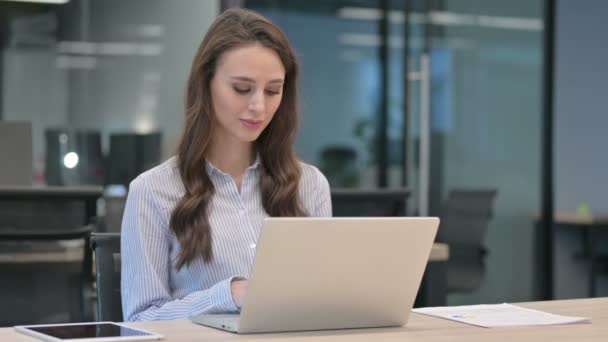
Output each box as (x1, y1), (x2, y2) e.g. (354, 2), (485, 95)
(438, 189), (497, 293)
(319, 146), (359, 188)
(331, 189), (409, 217)
(438, 189), (497, 245)
(91, 233), (122, 322)
(0, 224), (94, 323)
(98, 195), (126, 233)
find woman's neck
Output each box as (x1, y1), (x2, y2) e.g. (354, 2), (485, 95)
(207, 138), (256, 182)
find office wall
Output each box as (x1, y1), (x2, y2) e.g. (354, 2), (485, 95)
(259, 10), (414, 189)
(66, 0), (219, 158)
(260, 3), (545, 305)
(2, 49), (69, 176)
(259, 11), (375, 168)
(554, 0), (608, 214)
(2, 0), (220, 169)
(554, 0), (608, 298)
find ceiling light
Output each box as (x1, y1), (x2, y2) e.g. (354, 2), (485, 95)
(63, 152), (79, 169)
(1, 0), (70, 4)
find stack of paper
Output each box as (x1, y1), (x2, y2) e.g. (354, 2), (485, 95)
(413, 303), (591, 328)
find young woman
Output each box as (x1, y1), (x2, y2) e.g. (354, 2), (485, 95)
(120, 8), (331, 321)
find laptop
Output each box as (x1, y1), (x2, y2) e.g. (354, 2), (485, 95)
(192, 216), (439, 334)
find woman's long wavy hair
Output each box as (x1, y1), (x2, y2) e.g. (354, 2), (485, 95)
(170, 8), (307, 269)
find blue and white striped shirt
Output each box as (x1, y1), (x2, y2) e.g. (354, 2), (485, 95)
(121, 156), (331, 321)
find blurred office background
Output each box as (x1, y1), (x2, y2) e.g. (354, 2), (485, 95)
(0, 0), (606, 326)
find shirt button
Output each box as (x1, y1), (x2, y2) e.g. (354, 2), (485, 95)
(249, 243), (256, 249)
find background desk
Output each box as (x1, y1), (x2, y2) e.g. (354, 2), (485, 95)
(429, 243), (449, 262)
(554, 213), (608, 297)
(0, 243), (448, 264)
(2, 297), (605, 341)
(0, 186), (103, 325)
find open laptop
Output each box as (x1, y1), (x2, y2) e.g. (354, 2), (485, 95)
(192, 217), (439, 334)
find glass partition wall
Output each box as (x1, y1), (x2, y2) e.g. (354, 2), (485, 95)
(247, 0), (546, 305)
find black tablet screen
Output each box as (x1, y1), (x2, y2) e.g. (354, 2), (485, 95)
(28, 323), (151, 339)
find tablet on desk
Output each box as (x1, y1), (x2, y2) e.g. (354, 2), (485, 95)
(14, 322), (163, 342)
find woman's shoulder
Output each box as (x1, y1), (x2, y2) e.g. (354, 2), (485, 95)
(133, 157), (179, 184)
(298, 161), (330, 190)
(128, 157), (184, 200)
(123, 158), (181, 238)
(297, 161), (332, 216)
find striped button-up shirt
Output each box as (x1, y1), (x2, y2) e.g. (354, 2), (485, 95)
(121, 156), (332, 321)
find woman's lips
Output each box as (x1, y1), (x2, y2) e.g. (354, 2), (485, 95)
(240, 119), (263, 129)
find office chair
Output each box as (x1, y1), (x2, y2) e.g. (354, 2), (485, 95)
(437, 189), (497, 294)
(0, 186), (102, 323)
(0, 225), (93, 323)
(96, 194), (127, 233)
(90, 233), (122, 322)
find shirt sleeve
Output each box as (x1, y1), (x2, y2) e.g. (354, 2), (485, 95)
(120, 176), (240, 321)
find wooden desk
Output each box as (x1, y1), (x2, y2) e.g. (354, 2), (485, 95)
(2, 297), (605, 341)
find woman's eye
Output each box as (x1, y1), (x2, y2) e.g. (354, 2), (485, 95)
(265, 89), (281, 96)
(233, 86), (251, 94)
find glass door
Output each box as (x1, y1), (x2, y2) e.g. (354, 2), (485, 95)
(403, 0), (546, 304)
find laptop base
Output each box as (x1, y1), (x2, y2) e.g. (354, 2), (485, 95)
(192, 314), (240, 333)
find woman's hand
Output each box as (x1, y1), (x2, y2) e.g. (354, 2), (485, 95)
(230, 279), (248, 308)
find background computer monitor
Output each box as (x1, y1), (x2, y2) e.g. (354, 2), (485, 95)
(107, 132), (161, 187)
(0, 121), (32, 186)
(45, 129), (103, 186)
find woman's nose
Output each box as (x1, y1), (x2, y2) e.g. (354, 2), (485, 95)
(248, 90), (265, 114)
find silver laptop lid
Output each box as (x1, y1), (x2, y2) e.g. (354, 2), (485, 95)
(237, 217), (439, 333)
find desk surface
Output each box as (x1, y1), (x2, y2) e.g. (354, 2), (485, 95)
(0, 186), (103, 199)
(2, 297), (605, 341)
(0, 244), (84, 263)
(553, 212), (608, 226)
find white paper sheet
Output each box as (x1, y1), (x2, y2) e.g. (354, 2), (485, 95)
(412, 303), (591, 328)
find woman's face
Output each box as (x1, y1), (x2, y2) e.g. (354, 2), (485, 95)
(210, 43), (285, 146)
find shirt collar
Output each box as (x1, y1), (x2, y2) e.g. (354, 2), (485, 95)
(248, 154), (261, 170)
(205, 153), (261, 176)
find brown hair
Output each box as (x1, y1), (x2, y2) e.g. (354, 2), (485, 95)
(170, 8), (307, 269)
